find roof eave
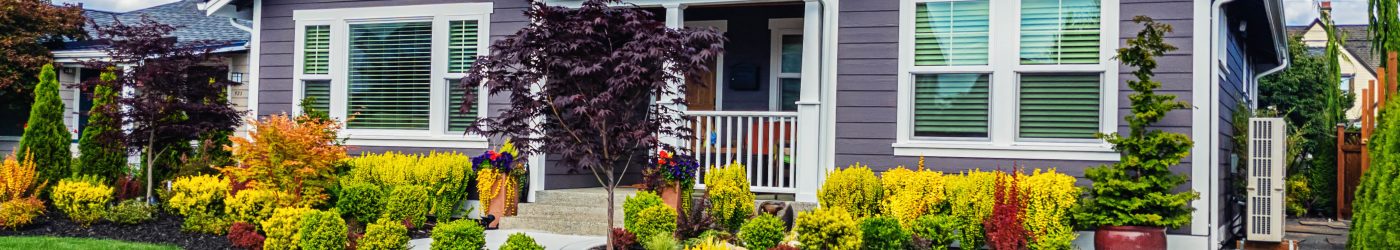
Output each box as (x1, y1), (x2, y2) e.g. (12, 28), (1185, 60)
(201, 0), (251, 19)
(1264, 0), (1290, 66)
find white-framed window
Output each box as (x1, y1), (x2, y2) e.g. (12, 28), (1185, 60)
(769, 18), (803, 112)
(293, 3), (492, 148)
(894, 0), (1119, 160)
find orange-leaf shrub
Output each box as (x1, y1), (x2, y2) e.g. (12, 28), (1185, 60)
(0, 153), (42, 201)
(222, 114), (347, 208)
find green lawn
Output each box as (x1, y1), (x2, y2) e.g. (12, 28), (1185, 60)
(0, 236), (179, 250)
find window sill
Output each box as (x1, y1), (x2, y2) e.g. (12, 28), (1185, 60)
(341, 133), (489, 149)
(891, 141), (1120, 161)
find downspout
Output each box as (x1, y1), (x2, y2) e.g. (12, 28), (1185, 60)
(230, 17), (253, 33)
(1210, 0), (1234, 248)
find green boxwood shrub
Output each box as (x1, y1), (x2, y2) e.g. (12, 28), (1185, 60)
(298, 209), (348, 250)
(909, 214), (957, 250)
(383, 185), (430, 228)
(624, 191), (664, 232)
(337, 181), (385, 223)
(430, 219), (486, 250)
(737, 214), (784, 250)
(500, 232), (545, 250)
(794, 207), (861, 250)
(632, 205), (677, 240)
(859, 216), (909, 250)
(104, 199), (155, 225)
(359, 219), (409, 250)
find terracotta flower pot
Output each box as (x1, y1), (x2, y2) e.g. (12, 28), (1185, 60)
(658, 183), (682, 211)
(1095, 226), (1167, 250)
(487, 176), (510, 228)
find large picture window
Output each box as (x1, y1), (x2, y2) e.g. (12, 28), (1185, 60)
(896, 0), (1117, 160)
(292, 3), (492, 148)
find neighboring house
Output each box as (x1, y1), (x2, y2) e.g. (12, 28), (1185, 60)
(1288, 16), (1378, 122)
(0, 0), (253, 156)
(203, 0), (1288, 248)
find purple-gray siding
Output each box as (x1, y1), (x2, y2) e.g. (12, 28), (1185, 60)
(833, 0), (1196, 173)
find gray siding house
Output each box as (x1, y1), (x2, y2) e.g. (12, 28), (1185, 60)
(202, 0), (1287, 248)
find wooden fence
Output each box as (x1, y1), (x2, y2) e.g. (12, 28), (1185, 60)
(1337, 52), (1398, 220)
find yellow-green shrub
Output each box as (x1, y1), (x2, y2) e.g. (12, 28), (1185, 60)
(1020, 169), (1078, 250)
(0, 198), (44, 228)
(880, 167), (945, 227)
(345, 151), (474, 221)
(703, 163), (754, 231)
(818, 163), (882, 218)
(167, 174), (230, 234)
(226, 188), (279, 224)
(623, 191), (664, 233)
(945, 170), (998, 249)
(360, 218), (410, 250)
(263, 207), (314, 250)
(50, 176), (113, 226)
(298, 209), (347, 250)
(632, 205), (678, 240)
(794, 207), (861, 250)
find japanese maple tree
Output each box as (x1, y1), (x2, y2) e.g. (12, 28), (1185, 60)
(460, 0), (723, 247)
(83, 17), (242, 202)
(0, 0), (85, 138)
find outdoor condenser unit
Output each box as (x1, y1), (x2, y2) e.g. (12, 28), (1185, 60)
(1247, 117), (1286, 242)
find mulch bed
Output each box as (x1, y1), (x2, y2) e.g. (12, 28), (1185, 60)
(0, 207), (233, 250)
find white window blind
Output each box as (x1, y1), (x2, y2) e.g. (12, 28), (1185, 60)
(448, 82), (478, 132)
(1018, 74), (1101, 139)
(304, 25), (331, 74)
(347, 22), (433, 130)
(1020, 0), (1102, 64)
(303, 80), (331, 114)
(914, 0), (990, 66)
(448, 20), (480, 74)
(914, 74), (990, 138)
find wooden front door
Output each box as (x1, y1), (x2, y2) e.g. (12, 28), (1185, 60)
(685, 20), (725, 111)
(686, 59), (718, 111)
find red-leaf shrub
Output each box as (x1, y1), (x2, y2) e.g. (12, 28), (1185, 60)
(610, 228), (637, 248)
(228, 222), (266, 250)
(984, 172), (1027, 250)
(114, 175), (143, 200)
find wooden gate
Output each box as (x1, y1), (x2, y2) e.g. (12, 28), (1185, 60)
(1336, 126), (1363, 219)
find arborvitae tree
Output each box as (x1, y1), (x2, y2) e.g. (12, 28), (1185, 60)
(1078, 16), (1199, 229)
(16, 64), (73, 183)
(76, 70), (127, 181)
(1351, 85), (1400, 249)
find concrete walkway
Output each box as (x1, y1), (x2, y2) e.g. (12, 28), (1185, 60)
(409, 229), (606, 250)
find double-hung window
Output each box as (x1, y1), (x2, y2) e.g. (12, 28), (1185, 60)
(895, 0), (1118, 160)
(293, 3), (492, 148)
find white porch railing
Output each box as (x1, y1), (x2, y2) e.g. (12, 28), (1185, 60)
(686, 110), (798, 194)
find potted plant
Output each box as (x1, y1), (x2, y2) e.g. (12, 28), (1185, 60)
(1078, 16), (1199, 250)
(648, 150), (699, 213)
(475, 140), (528, 228)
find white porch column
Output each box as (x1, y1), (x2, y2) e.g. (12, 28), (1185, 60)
(794, 0), (823, 203)
(661, 3), (687, 149)
(528, 82), (546, 203)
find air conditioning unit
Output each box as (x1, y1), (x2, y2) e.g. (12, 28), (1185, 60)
(1247, 117), (1286, 242)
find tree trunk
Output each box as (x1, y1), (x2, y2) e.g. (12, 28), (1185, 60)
(145, 130), (154, 204)
(606, 185), (616, 250)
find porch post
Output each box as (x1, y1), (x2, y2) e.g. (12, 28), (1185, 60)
(794, 0), (823, 203)
(661, 4), (687, 148)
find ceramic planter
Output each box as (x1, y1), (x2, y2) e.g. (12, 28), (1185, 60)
(486, 175), (512, 228)
(1095, 225), (1167, 250)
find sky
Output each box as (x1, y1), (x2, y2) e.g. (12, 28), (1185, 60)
(53, 0), (179, 13)
(51, 0), (1367, 26)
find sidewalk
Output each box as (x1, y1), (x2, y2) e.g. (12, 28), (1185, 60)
(409, 229), (607, 250)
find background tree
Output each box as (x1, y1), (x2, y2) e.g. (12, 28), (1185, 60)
(460, 1), (723, 248)
(1257, 35), (1350, 217)
(83, 17), (242, 202)
(76, 70), (127, 181)
(16, 64), (72, 183)
(0, 1), (86, 136)
(1078, 16), (1199, 229)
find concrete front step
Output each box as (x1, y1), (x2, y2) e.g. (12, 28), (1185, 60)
(516, 202), (622, 220)
(498, 215), (617, 236)
(532, 188), (641, 206)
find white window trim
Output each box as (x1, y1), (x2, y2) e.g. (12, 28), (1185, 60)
(768, 18), (803, 111)
(894, 0), (1120, 161)
(293, 3), (493, 149)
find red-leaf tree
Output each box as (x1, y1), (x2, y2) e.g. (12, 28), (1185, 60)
(0, 0), (86, 136)
(460, 1), (723, 247)
(82, 17), (243, 202)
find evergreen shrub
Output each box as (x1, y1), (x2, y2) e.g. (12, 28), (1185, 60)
(430, 219), (486, 250)
(794, 207), (861, 250)
(737, 213), (784, 250)
(298, 209), (348, 250)
(17, 64), (72, 184)
(818, 163), (882, 218)
(383, 185), (431, 228)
